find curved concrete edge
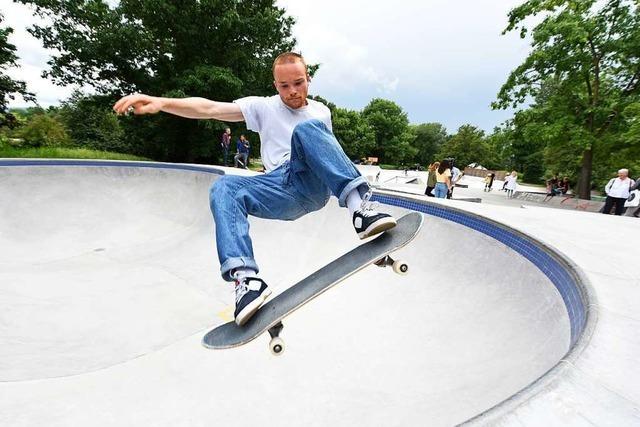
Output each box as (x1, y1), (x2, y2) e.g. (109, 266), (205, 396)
(370, 192), (598, 426)
(0, 158), (227, 176)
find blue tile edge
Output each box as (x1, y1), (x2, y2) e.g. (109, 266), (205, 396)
(372, 194), (589, 348)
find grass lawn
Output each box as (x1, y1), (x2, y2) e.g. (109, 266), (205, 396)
(0, 146), (150, 161)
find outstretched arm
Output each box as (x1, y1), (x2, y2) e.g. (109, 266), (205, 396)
(112, 94), (244, 122)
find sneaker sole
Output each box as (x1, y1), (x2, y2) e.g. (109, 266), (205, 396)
(358, 217), (398, 239)
(235, 288), (272, 326)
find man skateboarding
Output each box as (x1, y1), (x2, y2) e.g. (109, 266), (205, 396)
(113, 52), (397, 326)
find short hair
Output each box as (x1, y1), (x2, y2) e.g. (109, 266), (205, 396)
(618, 168), (629, 174)
(272, 52), (307, 75)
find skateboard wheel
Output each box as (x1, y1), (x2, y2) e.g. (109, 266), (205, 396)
(269, 337), (285, 355)
(392, 260), (409, 275)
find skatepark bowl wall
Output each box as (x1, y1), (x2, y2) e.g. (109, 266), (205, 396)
(0, 159), (593, 427)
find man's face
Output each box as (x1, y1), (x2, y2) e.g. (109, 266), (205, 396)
(619, 171), (628, 179)
(273, 61), (310, 109)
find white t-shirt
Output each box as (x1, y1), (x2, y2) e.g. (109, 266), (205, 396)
(234, 95), (332, 172)
(451, 167), (461, 184)
(606, 177), (635, 198)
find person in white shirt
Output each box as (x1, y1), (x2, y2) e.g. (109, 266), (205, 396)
(113, 52), (397, 325)
(447, 161), (461, 199)
(504, 171), (518, 198)
(603, 168), (635, 215)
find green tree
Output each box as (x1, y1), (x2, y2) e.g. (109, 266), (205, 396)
(59, 91), (127, 152)
(17, 0), (297, 162)
(485, 123), (516, 171)
(361, 98), (415, 165)
(437, 124), (489, 169)
(0, 13), (36, 127)
(410, 122), (447, 166)
(331, 107), (375, 160)
(494, 0), (640, 199)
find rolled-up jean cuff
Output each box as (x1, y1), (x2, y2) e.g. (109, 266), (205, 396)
(220, 257), (260, 282)
(337, 176), (369, 207)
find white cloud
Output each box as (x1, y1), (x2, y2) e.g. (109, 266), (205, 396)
(278, 0), (529, 129)
(5, 0), (531, 130)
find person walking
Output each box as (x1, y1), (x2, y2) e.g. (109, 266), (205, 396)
(603, 169), (635, 216)
(113, 52), (397, 326)
(483, 172), (494, 192)
(434, 160), (451, 199)
(424, 162), (439, 197)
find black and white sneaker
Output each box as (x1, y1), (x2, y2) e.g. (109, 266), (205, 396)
(234, 277), (272, 326)
(352, 192), (397, 239)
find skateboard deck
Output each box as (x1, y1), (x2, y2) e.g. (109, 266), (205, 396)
(202, 211), (424, 354)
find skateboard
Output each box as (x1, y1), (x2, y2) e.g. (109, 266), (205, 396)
(202, 211), (424, 355)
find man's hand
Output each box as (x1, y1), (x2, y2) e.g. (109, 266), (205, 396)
(113, 94), (162, 116)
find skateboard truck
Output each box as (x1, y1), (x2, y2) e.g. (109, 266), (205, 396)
(268, 322), (285, 355)
(374, 255), (409, 275)
(264, 254), (408, 356)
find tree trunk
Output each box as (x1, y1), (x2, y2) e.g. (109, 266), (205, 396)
(578, 148), (593, 200)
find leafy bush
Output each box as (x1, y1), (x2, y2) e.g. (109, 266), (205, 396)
(14, 113), (71, 147)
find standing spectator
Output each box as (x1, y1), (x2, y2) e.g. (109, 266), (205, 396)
(505, 171), (518, 198)
(434, 159), (452, 199)
(221, 127), (231, 166)
(234, 134), (250, 169)
(447, 158), (461, 199)
(424, 162), (439, 197)
(483, 172), (494, 192)
(603, 169), (635, 216)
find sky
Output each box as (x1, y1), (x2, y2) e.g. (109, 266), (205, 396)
(3, 0), (531, 133)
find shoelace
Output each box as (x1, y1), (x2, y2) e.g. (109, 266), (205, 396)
(359, 190), (380, 217)
(234, 278), (263, 303)
(235, 281), (250, 304)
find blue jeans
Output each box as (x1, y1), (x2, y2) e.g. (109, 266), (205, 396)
(234, 152), (248, 168)
(210, 119), (368, 281)
(434, 182), (448, 198)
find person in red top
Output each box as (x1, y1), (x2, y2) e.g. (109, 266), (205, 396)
(221, 127), (231, 166)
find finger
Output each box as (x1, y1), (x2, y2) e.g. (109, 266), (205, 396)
(113, 97), (126, 113)
(114, 98), (131, 115)
(114, 95), (136, 113)
(115, 95), (142, 114)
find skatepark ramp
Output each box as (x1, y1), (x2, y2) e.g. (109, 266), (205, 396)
(0, 160), (591, 426)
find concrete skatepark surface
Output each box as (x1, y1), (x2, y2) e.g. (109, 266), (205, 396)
(1, 160), (637, 426)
